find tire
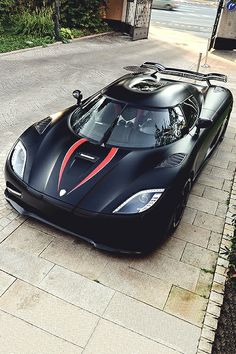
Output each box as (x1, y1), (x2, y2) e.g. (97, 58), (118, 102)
(168, 178), (191, 235)
(165, 4), (173, 10)
(219, 109), (232, 143)
(219, 119), (229, 143)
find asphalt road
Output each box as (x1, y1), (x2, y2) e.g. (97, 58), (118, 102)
(151, 2), (217, 37)
(0, 34), (203, 139)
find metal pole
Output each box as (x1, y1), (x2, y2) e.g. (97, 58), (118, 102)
(196, 52), (203, 73)
(202, 38), (210, 68)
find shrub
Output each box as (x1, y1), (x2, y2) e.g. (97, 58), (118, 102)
(1, 0), (108, 46)
(71, 28), (83, 38)
(13, 7), (54, 38)
(60, 27), (73, 40)
(0, 0), (16, 28)
(60, 0), (108, 32)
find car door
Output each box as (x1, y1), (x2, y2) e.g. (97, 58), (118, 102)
(190, 107), (224, 174)
(180, 96), (211, 174)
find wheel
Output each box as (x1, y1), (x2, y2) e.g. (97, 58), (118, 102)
(165, 4), (173, 10)
(219, 109), (232, 142)
(168, 178), (191, 235)
(219, 119), (229, 142)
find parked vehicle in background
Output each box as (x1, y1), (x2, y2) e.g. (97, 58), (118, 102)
(152, 0), (179, 10)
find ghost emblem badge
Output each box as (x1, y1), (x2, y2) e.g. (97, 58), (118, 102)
(59, 189), (66, 197)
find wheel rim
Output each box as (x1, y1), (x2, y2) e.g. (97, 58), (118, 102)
(219, 119), (229, 141)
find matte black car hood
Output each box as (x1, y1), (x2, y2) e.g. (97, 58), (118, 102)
(24, 118), (168, 213)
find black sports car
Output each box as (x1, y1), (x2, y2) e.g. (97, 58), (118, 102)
(4, 62), (233, 254)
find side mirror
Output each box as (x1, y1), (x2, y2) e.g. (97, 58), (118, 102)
(195, 118), (212, 136)
(73, 90), (83, 105)
(196, 118), (212, 129)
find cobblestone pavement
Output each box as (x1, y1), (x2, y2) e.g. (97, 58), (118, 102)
(0, 29), (235, 354)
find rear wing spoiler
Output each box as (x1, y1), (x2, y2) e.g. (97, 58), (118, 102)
(126, 62), (227, 86)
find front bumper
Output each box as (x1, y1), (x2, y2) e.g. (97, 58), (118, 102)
(5, 163), (171, 254)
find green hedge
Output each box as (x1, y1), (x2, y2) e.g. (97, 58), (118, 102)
(60, 0), (107, 31)
(13, 7), (54, 37)
(0, 0), (107, 35)
(0, 0), (15, 27)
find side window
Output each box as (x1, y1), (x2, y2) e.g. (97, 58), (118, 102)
(181, 97), (199, 128)
(169, 106), (186, 137)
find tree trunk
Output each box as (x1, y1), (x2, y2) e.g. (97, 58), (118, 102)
(53, 0), (61, 41)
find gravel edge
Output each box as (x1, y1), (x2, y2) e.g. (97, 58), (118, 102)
(196, 166), (236, 353)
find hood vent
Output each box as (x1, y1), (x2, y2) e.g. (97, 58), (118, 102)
(156, 153), (186, 168)
(77, 152), (99, 163)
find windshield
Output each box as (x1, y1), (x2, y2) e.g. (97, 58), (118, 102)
(70, 96), (186, 149)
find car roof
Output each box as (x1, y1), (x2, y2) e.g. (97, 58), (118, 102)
(103, 74), (202, 109)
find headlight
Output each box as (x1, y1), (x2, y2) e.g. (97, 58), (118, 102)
(113, 189), (164, 214)
(11, 141), (26, 179)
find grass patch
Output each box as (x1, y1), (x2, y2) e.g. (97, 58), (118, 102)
(222, 212), (236, 288)
(0, 27), (110, 53)
(201, 268), (214, 274)
(0, 33), (54, 53)
(228, 233), (236, 288)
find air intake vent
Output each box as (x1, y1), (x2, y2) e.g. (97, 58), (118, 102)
(157, 153), (186, 168)
(6, 182), (22, 197)
(130, 79), (166, 92)
(35, 117), (52, 134)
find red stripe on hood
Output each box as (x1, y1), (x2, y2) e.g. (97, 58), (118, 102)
(57, 138), (87, 191)
(68, 147), (118, 194)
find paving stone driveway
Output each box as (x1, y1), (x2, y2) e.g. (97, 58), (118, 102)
(0, 32), (235, 353)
